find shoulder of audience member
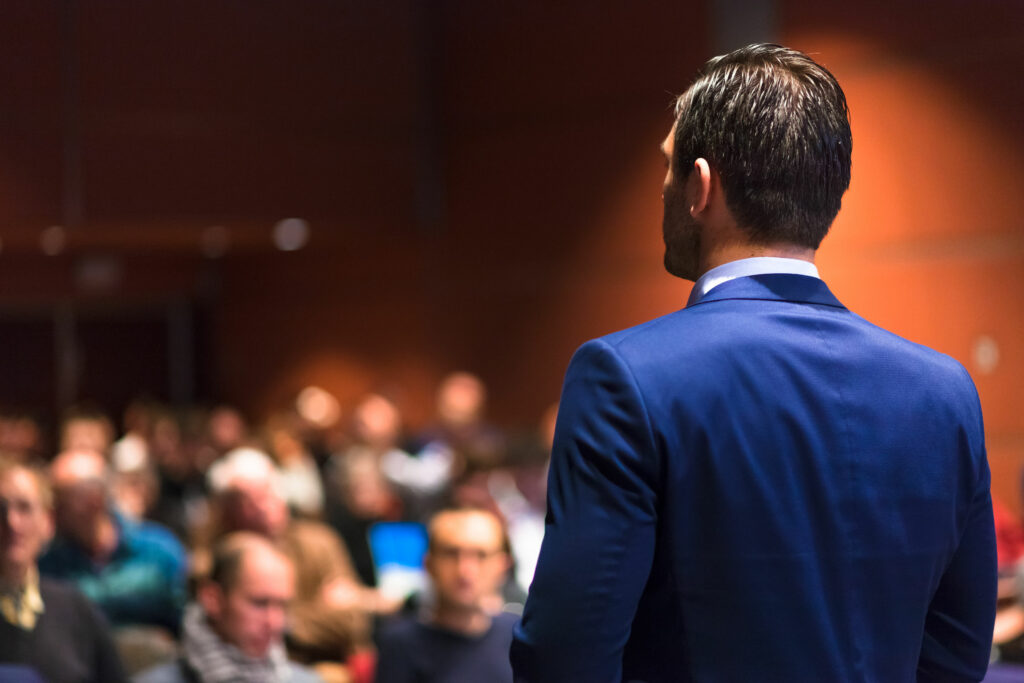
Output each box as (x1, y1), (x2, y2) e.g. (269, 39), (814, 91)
(120, 516), (188, 569)
(37, 537), (79, 573)
(39, 576), (98, 614)
(492, 610), (519, 635)
(39, 578), (125, 664)
(131, 659), (187, 683)
(288, 662), (326, 683)
(133, 659), (316, 683)
(285, 518), (350, 555)
(494, 610), (518, 627)
(376, 613), (423, 648)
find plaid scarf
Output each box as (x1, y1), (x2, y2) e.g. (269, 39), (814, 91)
(0, 567), (45, 630)
(181, 603), (292, 683)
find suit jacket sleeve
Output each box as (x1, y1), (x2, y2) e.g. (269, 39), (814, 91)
(917, 371), (997, 682)
(511, 338), (659, 682)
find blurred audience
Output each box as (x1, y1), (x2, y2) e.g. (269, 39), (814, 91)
(204, 448), (393, 678)
(60, 406), (116, 457)
(205, 406), (250, 460)
(109, 401), (161, 522)
(146, 407), (212, 544)
(0, 458), (127, 682)
(111, 398), (158, 474)
(325, 394), (407, 587)
(352, 393), (437, 499)
(992, 499), (1024, 661)
(414, 372), (504, 488)
(487, 402), (554, 598)
(135, 532), (322, 683)
(0, 411), (45, 465)
(39, 449), (187, 635)
(265, 413), (324, 519)
(375, 506), (516, 683)
(0, 380), (559, 681)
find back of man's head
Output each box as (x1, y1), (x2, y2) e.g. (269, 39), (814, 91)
(199, 531), (295, 659)
(207, 448), (289, 538)
(673, 43), (851, 249)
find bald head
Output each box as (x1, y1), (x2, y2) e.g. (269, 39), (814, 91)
(209, 531), (290, 592)
(49, 449), (110, 548)
(50, 449), (108, 489)
(201, 532), (295, 658)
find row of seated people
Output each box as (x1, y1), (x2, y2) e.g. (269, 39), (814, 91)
(0, 372), (551, 600)
(0, 373), (550, 681)
(1, 455), (520, 682)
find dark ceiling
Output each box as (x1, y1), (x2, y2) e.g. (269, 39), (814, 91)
(0, 1), (422, 253)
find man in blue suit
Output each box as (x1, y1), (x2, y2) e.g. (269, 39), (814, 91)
(511, 44), (996, 682)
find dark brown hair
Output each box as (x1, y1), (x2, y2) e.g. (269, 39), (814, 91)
(673, 43), (852, 248)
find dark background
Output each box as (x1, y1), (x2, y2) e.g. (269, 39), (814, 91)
(0, 1), (1021, 509)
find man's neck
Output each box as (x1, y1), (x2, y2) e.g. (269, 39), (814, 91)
(430, 603), (493, 636)
(702, 241), (815, 274)
(81, 513), (119, 563)
(0, 565), (30, 591)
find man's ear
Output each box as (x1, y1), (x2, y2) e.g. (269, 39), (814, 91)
(689, 158), (713, 217)
(423, 551), (438, 582)
(197, 581), (224, 620)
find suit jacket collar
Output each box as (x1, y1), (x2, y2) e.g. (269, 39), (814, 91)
(687, 273), (846, 310)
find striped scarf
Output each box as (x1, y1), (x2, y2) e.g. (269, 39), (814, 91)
(181, 603), (292, 683)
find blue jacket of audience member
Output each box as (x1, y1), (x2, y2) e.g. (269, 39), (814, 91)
(39, 510), (187, 634)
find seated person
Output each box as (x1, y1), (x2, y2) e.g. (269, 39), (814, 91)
(136, 532), (321, 682)
(204, 448), (397, 673)
(0, 458), (126, 682)
(38, 449), (187, 635)
(375, 506), (516, 683)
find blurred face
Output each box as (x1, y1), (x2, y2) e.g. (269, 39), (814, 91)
(0, 417), (41, 457)
(61, 419), (112, 455)
(661, 122), (702, 281)
(0, 468), (53, 583)
(205, 549), (294, 658)
(343, 456), (394, 519)
(269, 428), (303, 465)
(437, 374), (485, 428)
(208, 408), (246, 452)
(50, 451), (108, 545)
(352, 394), (401, 449)
(426, 510), (510, 613)
(53, 480), (106, 543)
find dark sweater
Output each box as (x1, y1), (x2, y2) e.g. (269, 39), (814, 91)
(375, 612), (516, 683)
(0, 579), (127, 683)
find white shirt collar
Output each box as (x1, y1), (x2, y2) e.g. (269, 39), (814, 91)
(688, 257), (820, 305)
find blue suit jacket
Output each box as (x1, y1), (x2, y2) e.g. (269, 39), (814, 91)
(511, 274), (996, 682)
